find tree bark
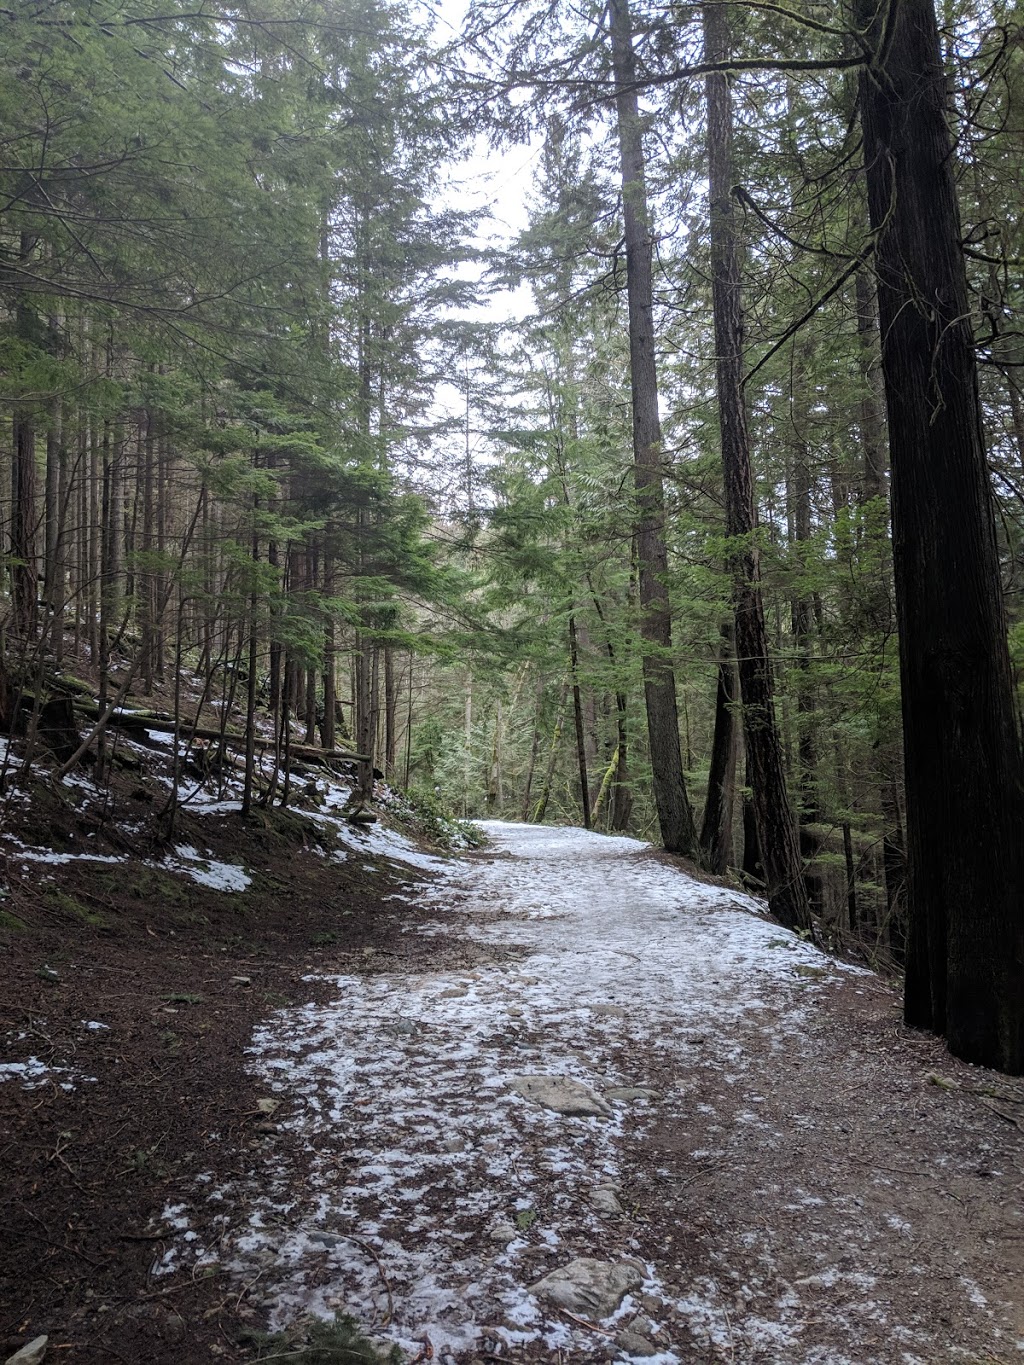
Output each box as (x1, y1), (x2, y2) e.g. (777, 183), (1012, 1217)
(11, 405), (38, 642)
(704, 1), (812, 931)
(11, 233), (39, 642)
(699, 618), (738, 874)
(568, 611), (593, 829)
(532, 682), (568, 824)
(857, 0), (1024, 1071)
(384, 645), (398, 776)
(855, 267), (888, 500)
(786, 335), (823, 912)
(609, 0), (697, 857)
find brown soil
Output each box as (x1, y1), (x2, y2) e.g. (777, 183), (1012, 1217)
(0, 774), (456, 1365)
(3, 744), (1023, 1365)
(622, 979), (1024, 1363)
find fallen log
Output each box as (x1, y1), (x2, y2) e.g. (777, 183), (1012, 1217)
(71, 702), (369, 765)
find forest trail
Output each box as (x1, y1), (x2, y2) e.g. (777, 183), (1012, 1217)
(175, 822), (1024, 1364)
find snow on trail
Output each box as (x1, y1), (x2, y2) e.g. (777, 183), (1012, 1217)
(195, 821), (888, 1363)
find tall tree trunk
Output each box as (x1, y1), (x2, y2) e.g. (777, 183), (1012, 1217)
(609, 0), (697, 857)
(855, 268), (888, 500)
(322, 552), (337, 751)
(741, 749), (762, 890)
(487, 699), (504, 809)
(140, 409), (157, 692)
(73, 413), (87, 653)
(353, 632), (375, 805)
(43, 394), (61, 639)
(704, 1), (812, 931)
(11, 405), (38, 642)
(303, 545), (318, 745)
(843, 821), (858, 935)
(533, 681), (569, 824)
(568, 611), (593, 829)
(11, 234), (39, 642)
(699, 618), (738, 873)
(573, 618), (602, 810)
(609, 693), (632, 832)
(50, 396), (70, 660)
(881, 777), (907, 963)
(788, 341), (824, 914)
(586, 581), (632, 832)
(153, 411), (169, 681)
(521, 678), (545, 821)
(384, 645), (398, 776)
(857, 0), (1024, 1072)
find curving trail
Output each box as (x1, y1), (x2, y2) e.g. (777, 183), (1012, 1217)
(172, 823), (1024, 1363)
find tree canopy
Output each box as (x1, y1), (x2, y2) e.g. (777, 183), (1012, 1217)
(2, 0), (1022, 1070)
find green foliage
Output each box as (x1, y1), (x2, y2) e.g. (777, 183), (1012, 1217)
(405, 787), (486, 850)
(44, 889), (108, 928)
(249, 1314), (403, 1364)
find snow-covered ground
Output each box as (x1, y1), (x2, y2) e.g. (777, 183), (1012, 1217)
(166, 820), (971, 1365)
(0, 733), (393, 893)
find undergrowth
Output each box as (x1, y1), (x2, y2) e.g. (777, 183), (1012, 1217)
(401, 786), (486, 851)
(248, 1314), (404, 1363)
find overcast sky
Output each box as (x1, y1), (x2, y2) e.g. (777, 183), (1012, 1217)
(430, 0), (538, 326)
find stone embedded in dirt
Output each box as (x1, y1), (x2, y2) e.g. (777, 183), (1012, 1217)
(590, 1184), (624, 1214)
(438, 987), (468, 998)
(5, 1337), (48, 1365)
(308, 1230), (344, 1248)
(530, 1257), (644, 1319)
(509, 1074), (612, 1117)
(604, 1086), (660, 1103)
(256, 1097), (280, 1114)
(344, 802), (377, 825)
(587, 1003), (627, 1017)
(488, 1222), (518, 1243)
(615, 1328), (660, 1357)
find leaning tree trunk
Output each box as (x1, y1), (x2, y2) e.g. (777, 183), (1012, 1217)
(857, 0), (1024, 1072)
(703, 1), (812, 932)
(609, 0), (697, 857)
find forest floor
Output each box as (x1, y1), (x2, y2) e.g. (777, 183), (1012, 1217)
(3, 783), (1024, 1364)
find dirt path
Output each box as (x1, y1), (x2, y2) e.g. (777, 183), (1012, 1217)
(169, 821), (1024, 1364)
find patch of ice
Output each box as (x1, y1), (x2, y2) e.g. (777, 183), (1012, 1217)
(191, 799), (244, 816)
(961, 1277), (988, 1309)
(2, 836), (123, 866)
(0, 1055), (96, 1090)
(162, 845), (251, 892)
(0, 1057), (57, 1084)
